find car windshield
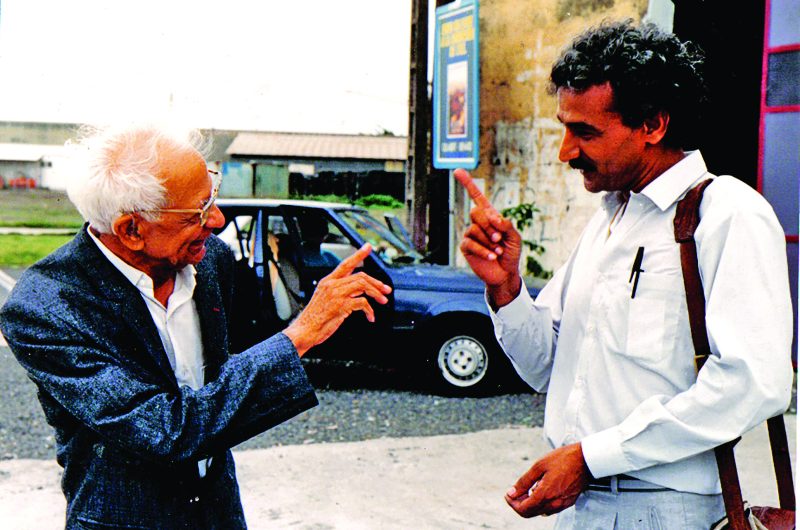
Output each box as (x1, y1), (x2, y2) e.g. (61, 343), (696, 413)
(337, 210), (424, 265)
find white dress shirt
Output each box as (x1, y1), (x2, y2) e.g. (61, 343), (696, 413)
(88, 230), (209, 475)
(490, 151), (793, 494)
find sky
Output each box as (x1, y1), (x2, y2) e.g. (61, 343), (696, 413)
(0, 0), (417, 135)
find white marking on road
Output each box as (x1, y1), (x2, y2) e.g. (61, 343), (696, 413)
(0, 269), (16, 291)
(0, 270), (15, 346)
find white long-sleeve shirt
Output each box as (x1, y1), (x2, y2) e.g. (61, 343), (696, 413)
(490, 151), (793, 494)
(88, 230), (205, 390)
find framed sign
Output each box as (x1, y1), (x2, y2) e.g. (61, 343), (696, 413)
(433, 0), (480, 169)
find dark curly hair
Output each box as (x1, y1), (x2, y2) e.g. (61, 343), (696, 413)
(549, 20), (708, 149)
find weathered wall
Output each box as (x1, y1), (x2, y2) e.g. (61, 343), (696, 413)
(455, 0), (648, 273)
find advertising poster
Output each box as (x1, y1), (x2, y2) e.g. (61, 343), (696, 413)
(433, 0), (479, 169)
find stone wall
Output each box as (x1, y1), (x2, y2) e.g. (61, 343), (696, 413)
(455, 0), (648, 273)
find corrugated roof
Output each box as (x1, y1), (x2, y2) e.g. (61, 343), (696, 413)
(226, 132), (408, 161)
(0, 143), (66, 162)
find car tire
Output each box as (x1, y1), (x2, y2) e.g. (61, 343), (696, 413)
(424, 321), (514, 396)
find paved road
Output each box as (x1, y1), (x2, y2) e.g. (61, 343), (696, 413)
(0, 416), (794, 530)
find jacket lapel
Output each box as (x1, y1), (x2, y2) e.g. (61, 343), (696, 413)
(193, 252), (228, 382)
(73, 227), (177, 384)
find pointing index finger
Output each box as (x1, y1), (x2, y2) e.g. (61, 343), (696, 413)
(454, 168), (495, 211)
(329, 243), (372, 279)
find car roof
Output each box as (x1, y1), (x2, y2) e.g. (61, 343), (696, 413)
(216, 197), (366, 211)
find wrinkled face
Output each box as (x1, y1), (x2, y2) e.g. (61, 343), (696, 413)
(135, 146), (225, 272)
(556, 83), (649, 193)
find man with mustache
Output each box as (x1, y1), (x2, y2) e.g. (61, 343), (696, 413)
(0, 123), (392, 529)
(457, 20), (792, 529)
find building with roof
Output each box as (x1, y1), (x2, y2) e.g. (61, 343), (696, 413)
(0, 123), (409, 200)
(0, 143), (69, 189)
(222, 131), (408, 200)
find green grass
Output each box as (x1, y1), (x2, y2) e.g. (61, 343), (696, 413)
(0, 234), (74, 266)
(0, 189), (84, 228)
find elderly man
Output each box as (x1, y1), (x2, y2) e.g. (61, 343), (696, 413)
(456, 21), (792, 529)
(0, 123), (392, 529)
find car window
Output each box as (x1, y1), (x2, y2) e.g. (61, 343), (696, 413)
(215, 208), (305, 323)
(291, 211), (354, 268)
(216, 214), (256, 262)
(337, 209), (424, 265)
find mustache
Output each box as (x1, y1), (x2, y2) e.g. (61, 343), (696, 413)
(569, 157), (596, 172)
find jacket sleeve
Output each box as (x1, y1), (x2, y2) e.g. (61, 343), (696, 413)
(0, 274), (318, 466)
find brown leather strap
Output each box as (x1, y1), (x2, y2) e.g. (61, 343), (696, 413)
(674, 179), (714, 366)
(674, 178), (795, 529)
(768, 414), (796, 510)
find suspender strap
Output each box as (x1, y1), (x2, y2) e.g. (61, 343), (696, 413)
(674, 178), (795, 530)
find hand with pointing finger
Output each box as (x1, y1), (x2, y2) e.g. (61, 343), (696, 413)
(454, 168), (523, 309)
(283, 243), (392, 356)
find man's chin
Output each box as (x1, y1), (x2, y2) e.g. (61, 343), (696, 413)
(186, 240), (208, 263)
(582, 172), (603, 193)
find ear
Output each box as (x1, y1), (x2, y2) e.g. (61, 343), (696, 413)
(112, 214), (145, 251)
(642, 111), (670, 145)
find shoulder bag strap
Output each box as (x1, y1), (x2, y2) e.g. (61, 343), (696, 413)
(674, 178), (795, 529)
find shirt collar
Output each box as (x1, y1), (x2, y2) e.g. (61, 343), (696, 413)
(87, 227), (196, 301)
(635, 150), (711, 211)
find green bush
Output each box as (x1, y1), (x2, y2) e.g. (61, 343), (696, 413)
(290, 193), (404, 210)
(355, 194), (404, 209)
(291, 194), (351, 204)
(501, 202), (553, 280)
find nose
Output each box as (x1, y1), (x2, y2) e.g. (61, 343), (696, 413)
(205, 203), (225, 229)
(558, 130), (579, 163)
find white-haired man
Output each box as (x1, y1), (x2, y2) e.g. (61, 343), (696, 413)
(0, 124), (392, 529)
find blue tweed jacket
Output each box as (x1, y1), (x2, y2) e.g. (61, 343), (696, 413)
(0, 226), (318, 529)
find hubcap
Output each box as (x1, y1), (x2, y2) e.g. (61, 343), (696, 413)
(437, 335), (488, 387)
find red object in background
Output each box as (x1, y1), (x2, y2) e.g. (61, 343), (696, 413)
(8, 176), (36, 189)
(0, 175), (5, 189)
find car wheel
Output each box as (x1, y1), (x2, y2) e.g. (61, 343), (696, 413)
(425, 324), (512, 396)
(437, 334), (489, 388)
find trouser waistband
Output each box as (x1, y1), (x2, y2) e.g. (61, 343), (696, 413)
(586, 474), (671, 493)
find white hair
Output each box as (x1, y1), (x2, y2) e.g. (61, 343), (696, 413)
(64, 123), (210, 234)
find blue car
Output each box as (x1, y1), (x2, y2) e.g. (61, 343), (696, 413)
(215, 198), (538, 395)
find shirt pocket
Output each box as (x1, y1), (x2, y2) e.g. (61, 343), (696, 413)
(624, 271), (681, 364)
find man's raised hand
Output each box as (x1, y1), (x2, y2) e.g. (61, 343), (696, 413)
(283, 243), (392, 356)
(454, 168), (522, 308)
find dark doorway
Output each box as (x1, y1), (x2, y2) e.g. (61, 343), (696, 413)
(673, 0), (766, 188)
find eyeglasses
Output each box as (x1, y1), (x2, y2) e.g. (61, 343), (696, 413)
(139, 170), (222, 227)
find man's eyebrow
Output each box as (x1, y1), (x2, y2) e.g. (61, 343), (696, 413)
(559, 119), (601, 135)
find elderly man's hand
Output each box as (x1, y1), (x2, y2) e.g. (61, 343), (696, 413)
(454, 168), (523, 309)
(504, 443), (591, 518)
(283, 243), (392, 356)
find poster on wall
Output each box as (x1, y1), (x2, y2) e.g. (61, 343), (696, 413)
(433, 0), (479, 169)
